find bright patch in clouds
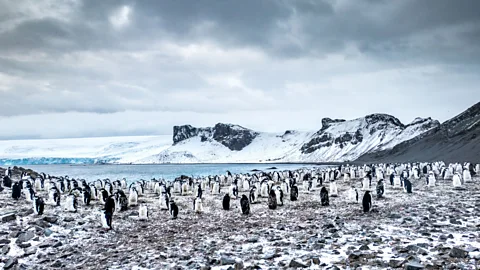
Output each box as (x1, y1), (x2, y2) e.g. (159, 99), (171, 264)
(109, 5), (132, 29)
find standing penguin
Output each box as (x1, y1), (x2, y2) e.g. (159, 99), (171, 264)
(222, 193), (231, 210)
(12, 182), (21, 200)
(33, 196), (45, 215)
(139, 204), (149, 220)
(376, 179), (384, 199)
(290, 185), (299, 201)
(128, 187), (138, 207)
(347, 186), (358, 203)
(249, 187), (258, 204)
(193, 198), (203, 213)
(403, 179), (412, 193)
(240, 195), (250, 215)
(275, 186), (284, 206)
(48, 187), (61, 206)
(169, 199), (179, 219)
(362, 191), (372, 213)
(100, 210), (113, 230)
(82, 188), (91, 206)
(65, 194), (77, 212)
(320, 186), (329, 206)
(159, 193), (169, 210)
(329, 180), (338, 197)
(3, 176), (12, 188)
(268, 189), (277, 210)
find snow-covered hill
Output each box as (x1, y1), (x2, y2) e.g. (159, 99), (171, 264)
(0, 114), (440, 165)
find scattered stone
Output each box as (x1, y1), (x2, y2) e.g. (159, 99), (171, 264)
(1, 212), (16, 223)
(43, 216), (58, 224)
(2, 245), (10, 255)
(4, 257), (18, 269)
(312, 257), (320, 265)
(449, 247), (468, 258)
(24, 247), (37, 256)
(289, 259), (307, 268)
(18, 243), (31, 248)
(16, 231), (35, 244)
(44, 229), (53, 237)
(234, 260), (244, 270)
(220, 256), (236, 265)
(63, 217), (74, 222)
(35, 219), (51, 228)
(359, 244), (370, 251)
(0, 239), (9, 245)
(405, 261), (425, 270)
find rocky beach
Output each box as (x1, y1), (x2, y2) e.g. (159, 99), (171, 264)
(0, 166), (479, 270)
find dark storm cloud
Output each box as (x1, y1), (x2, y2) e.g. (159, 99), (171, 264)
(0, 0), (479, 139)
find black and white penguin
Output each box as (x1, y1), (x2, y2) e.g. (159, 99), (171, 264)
(128, 187), (138, 207)
(139, 204), (149, 220)
(222, 193), (230, 210)
(33, 196), (45, 215)
(3, 176), (12, 188)
(65, 194), (77, 212)
(12, 182), (21, 200)
(169, 199), (179, 219)
(25, 186), (35, 202)
(194, 183), (203, 199)
(290, 185), (299, 201)
(100, 210), (113, 230)
(48, 187), (61, 206)
(193, 197), (203, 213)
(229, 184), (239, 199)
(403, 178), (412, 193)
(105, 195), (115, 215)
(240, 195), (250, 215)
(114, 190), (128, 211)
(376, 180), (384, 199)
(268, 189), (277, 210)
(275, 186), (284, 206)
(320, 186), (329, 206)
(347, 186), (358, 203)
(362, 191), (372, 213)
(100, 189), (109, 203)
(249, 187), (258, 204)
(82, 188), (91, 206)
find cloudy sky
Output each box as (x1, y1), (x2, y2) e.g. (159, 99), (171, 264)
(0, 0), (479, 140)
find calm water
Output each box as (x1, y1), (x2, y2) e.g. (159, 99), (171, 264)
(26, 163), (324, 182)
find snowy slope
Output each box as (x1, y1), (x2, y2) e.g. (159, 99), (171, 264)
(0, 114), (439, 165)
(0, 136), (172, 165)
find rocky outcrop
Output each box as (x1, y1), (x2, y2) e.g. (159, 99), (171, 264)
(173, 123), (259, 151)
(356, 102), (480, 163)
(300, 114), (439, 157)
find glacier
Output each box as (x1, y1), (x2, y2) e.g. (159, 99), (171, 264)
(0, 114), (440, 165)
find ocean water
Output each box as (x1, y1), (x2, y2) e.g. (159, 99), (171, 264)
(26, 163), (325, 182)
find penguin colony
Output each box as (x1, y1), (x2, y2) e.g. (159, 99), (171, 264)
(1, 161), (478, 231)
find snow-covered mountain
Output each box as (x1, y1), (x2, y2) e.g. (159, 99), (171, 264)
(156, 114), (439, 163)
(0, 114), (440, 165)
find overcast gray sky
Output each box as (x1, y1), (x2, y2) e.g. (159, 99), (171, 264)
(0, 0), (479, 140)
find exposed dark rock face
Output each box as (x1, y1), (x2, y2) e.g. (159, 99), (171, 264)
(173, 123), (259, 151)
(356, 102), (480, 163)
(300, 114), (436, 155)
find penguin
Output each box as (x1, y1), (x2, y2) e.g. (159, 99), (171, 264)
(114, 190), (128, 211)
(249, 187), (258, 204)
(82, 188), (91, 206)
(240, 195), (250, 215)
(362, 178), (370, 190)
(290, 185), (299, 201)
(463, 169), (472, 182)
(229, 184), (239, 199)
(12, 182), (21, 200)
(347, 186), (358, 203)
(100, 210), (113, 230)
(362, 191), (372, 213)
(48, 187), (61, 206)
(169, 199), (179, 219)
(25, 186), (35, 202)
(3, 176), (12, 188)
(389, 173), (395, 186)
(376, 180), (384, 199)
(65, 194), (77, 212)
(329, 180), (338, 197)
(268, 189), (277, 210)
(222, 193), (231, 210)
(193, 197), (203, 213)
(452, 173), (462, 188)
(128, 187), (138, 206)
(403, 179), (412, 193)
(139, 204), (149, 220)
(159, 193), (169, 210)
(33, 196), (45, 215)
(275, 186), (284, 206)
(393, 175), (401, 188)
(100, 189), (109, 203)
(320, 186), (329, 206)
(260, 181), (269, 197)
(194, 183), (203, 199)
(427, 172), (436, 187)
